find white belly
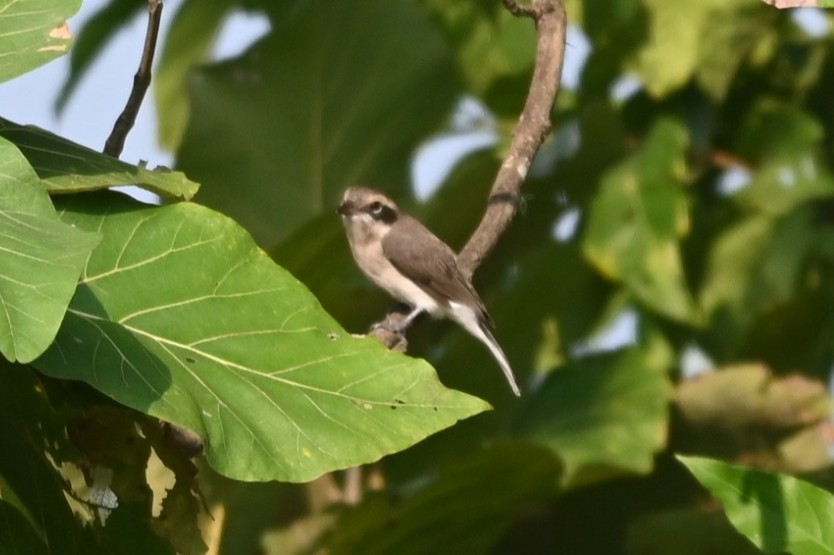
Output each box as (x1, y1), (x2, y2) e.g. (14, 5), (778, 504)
(350, 239), (440, 314)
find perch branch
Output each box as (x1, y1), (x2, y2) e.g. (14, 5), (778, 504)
(371, 0), (567, 351)
(370, 0), (567, 347)
(103, 0), (163, 158)
(501, 0), (538, 18)
(457, 0), (566, 278)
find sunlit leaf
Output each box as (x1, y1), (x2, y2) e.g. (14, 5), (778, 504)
(421, 1), (536, 94)
(696, 4), (776, 100)
(0, 137), (100, 363)
(681, 456), (834, 555)
(583, 118), (698, 323)
(0, 0), (80, 83)
(631, 0), (753, 97)
(0, 117), (198, 200)
(35, 192), (488, 482)
(630, 0), (708, 97)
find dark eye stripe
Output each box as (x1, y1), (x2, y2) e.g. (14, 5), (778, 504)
(366, 204), (397, 224)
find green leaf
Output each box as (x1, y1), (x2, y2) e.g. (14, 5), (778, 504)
(421, 1), (536, 94)
(0, 0), (80, 84)
(738, 160), (834, 215)
(583, 118), (699, 324)
(630, 0), (711, 97)
(516, 349), (671, 488)
(35, 192), (488, 482)
(0, 137), (100, 363)
(698, 209), (817, 358)
(176, 0), (459, 247)
(155, 0), (232, 150)
(0, 117), (199, 200)
(738, 102), (825, 163)
(734, 103), (834, 215)
(327, 441), (561, 555)
(631, 0), (751, 98)
(696, 5), (776, 100)
(680, 456), (834, 555)
(55, 0), (146, 112)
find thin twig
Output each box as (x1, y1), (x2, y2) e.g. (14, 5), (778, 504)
(103, 0), (164, 158)
(370, 0), (567, 346)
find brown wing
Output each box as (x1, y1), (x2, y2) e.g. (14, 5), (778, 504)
(382, 214), (493, 326)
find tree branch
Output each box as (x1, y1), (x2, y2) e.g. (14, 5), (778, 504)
(370, 0), (567, 347)
(103, 0), (163, 158)
(457, 0), (566, 279)
(500, 0), (538, 18)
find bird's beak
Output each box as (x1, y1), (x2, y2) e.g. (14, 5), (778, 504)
(337, 200), (354, 216)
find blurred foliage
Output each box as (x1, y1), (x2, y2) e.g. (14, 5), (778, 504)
(2, 0), (834, 553)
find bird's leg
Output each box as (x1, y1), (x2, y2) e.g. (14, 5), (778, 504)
(370, 303), (423, 333)
(400, 307), (424, 330)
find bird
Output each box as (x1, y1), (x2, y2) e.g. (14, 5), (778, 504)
(337, 186), (521, 396)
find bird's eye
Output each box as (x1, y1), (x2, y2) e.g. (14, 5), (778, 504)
(369, 201), (383, 214)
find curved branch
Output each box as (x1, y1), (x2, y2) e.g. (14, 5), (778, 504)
(370, 0), (567, 346)
(457, 0), (567, 279)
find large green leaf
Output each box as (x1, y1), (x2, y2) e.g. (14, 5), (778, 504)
(0, 117), (198, 199)
(630, 0), (753, 98)
(0, 137), (100, 363)
(680, 456), (834, 555)
(583, 118), (699, 323)
(154, 0), (232, 150)
(0, 0), (80, 84)
(176, 0), (459, 247)
(34, 192), (488, 482)
(516, 349), (671, 488)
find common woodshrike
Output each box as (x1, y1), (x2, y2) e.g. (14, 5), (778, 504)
(337, 186), (521, 396)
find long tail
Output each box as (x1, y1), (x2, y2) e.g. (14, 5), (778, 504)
(475, 321), (522, 397)
(449, 302), (522, 396)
